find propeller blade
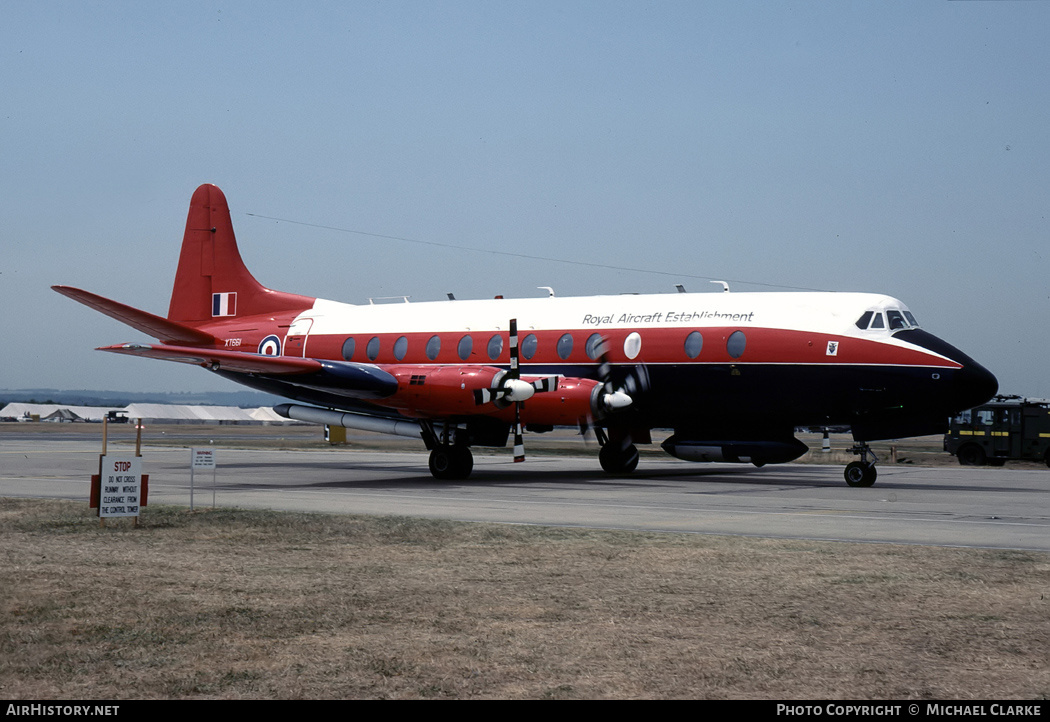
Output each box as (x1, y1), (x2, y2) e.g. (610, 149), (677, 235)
(508, 318), (520, 379)
(513, 404), (525, 462)
(530, 376), (559, 393)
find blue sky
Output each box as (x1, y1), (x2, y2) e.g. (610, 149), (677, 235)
(2, 1), (1047, 396)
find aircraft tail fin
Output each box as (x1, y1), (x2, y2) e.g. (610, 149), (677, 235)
(168, 184), (314, 323)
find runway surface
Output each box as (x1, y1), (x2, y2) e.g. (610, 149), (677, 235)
(3, 436), (1048, 551)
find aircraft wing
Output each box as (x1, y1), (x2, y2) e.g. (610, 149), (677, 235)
(53, 285), (217, 345)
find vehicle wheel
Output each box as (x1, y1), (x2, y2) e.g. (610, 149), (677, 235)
(451, 445), (473, 478)
(599, 442), (639, 474)
(1044, 450), (1050, 469)
(957, 444), (986, 466)
(429, 446), (473, 480)
(844, 461), (876, 487)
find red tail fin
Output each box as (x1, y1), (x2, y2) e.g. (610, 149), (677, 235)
(168, 184), (314, 323)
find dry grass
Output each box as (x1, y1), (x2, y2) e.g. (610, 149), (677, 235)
(1, 498), (1047, 700)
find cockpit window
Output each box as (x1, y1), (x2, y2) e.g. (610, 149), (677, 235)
(886, 310), (907, 330)
(857, 308), (919, 332)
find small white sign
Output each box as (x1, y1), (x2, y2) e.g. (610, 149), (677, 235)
(100, 455), (141, 517)
(192, 448), (216, 469)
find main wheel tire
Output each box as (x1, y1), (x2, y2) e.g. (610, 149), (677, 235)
(957, 444), (986, 466)
(844, 461), (876, 487)
(599, 442), (639, 474)
(429, 446), (473, 480)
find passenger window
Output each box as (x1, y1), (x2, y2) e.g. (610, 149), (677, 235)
(557, 333), (574, 360)
(727, 330), (746, 359)
(457, 335), (473, 361)
(520, 333), (537, 360)
(341, 337), (355, 361)
(366, 336), (380, 361)
(487, 334), (503, 361)
(425, 335), (441, 361)
(684, 331), (703, 359)
(585, 333), (605, 361)
(623, 332), (641, 360)
(393, 336), (408, 361)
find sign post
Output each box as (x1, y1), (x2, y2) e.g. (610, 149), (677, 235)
(91, 418), (147, 526)
(191, 448), (217, 509)
(99, 456), (142, 518)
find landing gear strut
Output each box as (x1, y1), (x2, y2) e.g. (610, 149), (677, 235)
(422, 421), (474, 480)
(844, 443), (878, 487)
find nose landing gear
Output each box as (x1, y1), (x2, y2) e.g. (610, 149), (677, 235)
(844, 443), (878, 487)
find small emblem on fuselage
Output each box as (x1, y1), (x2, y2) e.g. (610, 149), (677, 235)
(259, 335), (282, 356)
(826, 341), (839, 356)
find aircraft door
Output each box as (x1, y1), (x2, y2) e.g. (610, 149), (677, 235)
(991, 407), (1016, 457)
(284, 318), (313, 358)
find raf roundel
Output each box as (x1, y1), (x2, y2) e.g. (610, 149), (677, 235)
(258, 335), (282, 356)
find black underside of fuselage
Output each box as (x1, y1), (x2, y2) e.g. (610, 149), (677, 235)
(218, 340), (997, 448)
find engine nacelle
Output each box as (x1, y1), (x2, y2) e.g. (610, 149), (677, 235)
(661, 436), (808, 466)
(376, 365), (603, 425)
(380, 365), (504, 416)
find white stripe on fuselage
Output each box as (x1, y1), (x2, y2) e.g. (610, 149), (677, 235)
(291, 291), (939, 357)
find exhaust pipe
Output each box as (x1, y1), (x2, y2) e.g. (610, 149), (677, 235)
(274, 403), (424, 440)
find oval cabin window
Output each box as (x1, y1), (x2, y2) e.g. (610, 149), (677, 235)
(726, 330), (746, 359)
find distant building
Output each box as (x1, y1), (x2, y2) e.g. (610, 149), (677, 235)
(0, 402), (293, 424)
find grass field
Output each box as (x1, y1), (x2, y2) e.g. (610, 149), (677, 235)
(2, 497), (1048, 700)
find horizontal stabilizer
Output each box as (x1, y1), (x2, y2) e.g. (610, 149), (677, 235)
(99, 343), (322, 375)
(52, 286), (216, 345)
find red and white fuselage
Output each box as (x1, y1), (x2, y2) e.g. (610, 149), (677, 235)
(54, 184), (998, 483)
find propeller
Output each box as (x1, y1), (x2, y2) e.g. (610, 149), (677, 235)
(473, 319), (559, 462)
(583, 336), (650, 462)
(592, 336), (646, 414)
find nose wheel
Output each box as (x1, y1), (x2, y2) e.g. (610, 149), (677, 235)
(844, 444), (878, 487)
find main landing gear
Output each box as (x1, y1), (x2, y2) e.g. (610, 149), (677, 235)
(428, 445), (473, 480)
(599, 440), (639, 474)
(844, 443), (878, 487)
(594, 427), (639, 474)
(422, 421), (474, 480)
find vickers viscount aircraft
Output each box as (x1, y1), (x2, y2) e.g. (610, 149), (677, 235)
(54, 184), (998, 485)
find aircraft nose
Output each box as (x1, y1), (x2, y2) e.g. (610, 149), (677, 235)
(953, 358), (998, 410)
(893, 329), (998, 411)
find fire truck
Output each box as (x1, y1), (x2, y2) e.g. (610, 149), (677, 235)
(944, 395), (1050, 467)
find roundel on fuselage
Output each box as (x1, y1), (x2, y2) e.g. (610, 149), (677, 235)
(259, 335), (282, 356)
